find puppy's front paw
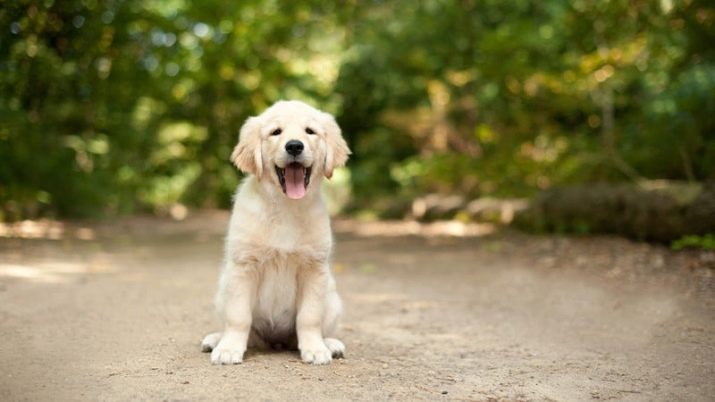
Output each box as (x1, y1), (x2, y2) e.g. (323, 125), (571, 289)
(300, 343), (332, 365)
(210, 334), (246, 365)
(211, 345), (245, 365)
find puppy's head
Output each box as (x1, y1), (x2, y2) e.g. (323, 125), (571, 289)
(231, 100), (351, 200)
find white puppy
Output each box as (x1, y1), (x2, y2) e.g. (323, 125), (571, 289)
(201, 100), (351, 365)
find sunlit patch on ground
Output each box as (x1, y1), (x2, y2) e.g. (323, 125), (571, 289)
(0, 220), (95, 240)
(0, 245), (115, 283)
(333, 219), (495, 238)
(0, 259), (115, 283)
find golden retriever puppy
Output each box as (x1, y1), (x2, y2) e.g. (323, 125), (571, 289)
(201, 100), (351, 365)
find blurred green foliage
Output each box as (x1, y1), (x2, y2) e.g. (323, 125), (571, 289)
(671, 234), (715, 250)
(1, 0), (713, 220)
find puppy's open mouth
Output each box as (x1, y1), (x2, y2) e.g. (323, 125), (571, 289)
(275, 162), (312, 200)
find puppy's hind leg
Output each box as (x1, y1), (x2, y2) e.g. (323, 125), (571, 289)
(322, 288), (345, 358)
(201, 332), (222, 352)
(201, 329), (266, 353)
(323, 338), (345, 358)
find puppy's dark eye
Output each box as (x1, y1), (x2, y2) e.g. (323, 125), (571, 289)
(305, 127), (315, 135)
(271, 128), (282, 136)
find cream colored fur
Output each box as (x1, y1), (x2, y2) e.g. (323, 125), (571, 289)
(201, 100), (350, 365)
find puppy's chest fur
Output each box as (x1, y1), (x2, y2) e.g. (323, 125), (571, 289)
(252, 259), (299, 343)
(235, 244), (329, 344)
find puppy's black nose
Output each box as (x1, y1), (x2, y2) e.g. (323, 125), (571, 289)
(285, 140), (304, 156)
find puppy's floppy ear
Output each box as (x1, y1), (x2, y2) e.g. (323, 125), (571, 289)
(321, 112), (351, 179)
(231, 116), (263, 177)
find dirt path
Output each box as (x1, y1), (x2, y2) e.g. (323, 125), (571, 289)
(0, 212), (713, 401)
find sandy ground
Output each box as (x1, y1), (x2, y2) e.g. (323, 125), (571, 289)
(0, 211), (713, 401)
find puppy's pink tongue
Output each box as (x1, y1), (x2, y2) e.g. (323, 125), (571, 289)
(285, 165), (306, 199)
